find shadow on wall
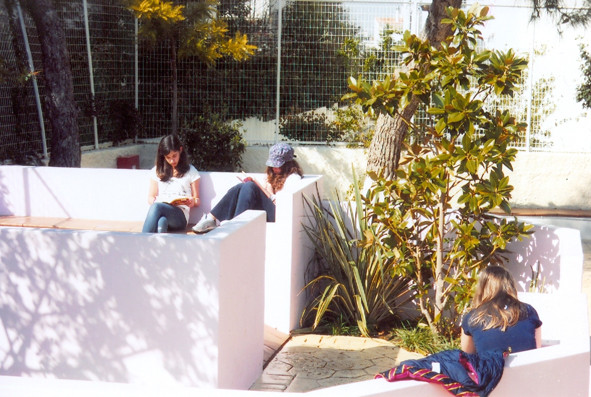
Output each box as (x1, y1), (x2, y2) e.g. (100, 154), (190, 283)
(504, 225), (561, 293)
(0, 229), (218, 386)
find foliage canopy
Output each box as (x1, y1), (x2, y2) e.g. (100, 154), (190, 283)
(343, 5), (533, 334)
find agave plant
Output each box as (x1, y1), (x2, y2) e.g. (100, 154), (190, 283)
(300, 173), (413, 337)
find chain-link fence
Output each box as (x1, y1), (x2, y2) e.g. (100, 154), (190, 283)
(0, 0), (589, 161)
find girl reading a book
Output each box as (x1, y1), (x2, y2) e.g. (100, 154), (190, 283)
(192, 142), (303, 233)
(142, 134), (201, 233)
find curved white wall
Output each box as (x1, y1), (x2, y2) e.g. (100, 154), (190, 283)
(82, 144), (591, 211)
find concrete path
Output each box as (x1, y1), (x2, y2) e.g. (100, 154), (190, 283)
(250, 335), (423, 392)
(251, 239), (591, 393)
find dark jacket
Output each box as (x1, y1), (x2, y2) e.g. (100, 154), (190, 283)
(375, 349), (506, 397)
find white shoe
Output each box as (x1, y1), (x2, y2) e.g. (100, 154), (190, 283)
(192, 214), (217, 233)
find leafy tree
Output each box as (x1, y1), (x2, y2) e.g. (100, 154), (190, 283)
(126, 0), (256, 135)
(360, 0), (590, 175)
(348, 5), (532, 334)
(18, 0), (81, 167)
(530, 0), (591, 28)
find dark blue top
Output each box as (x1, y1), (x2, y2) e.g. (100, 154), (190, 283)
(462, 303), (542, 353)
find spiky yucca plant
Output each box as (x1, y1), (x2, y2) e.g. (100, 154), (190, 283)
(300, 174), (412, 337)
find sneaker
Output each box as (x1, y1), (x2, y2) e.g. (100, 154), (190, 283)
(192, 214), (217, 234)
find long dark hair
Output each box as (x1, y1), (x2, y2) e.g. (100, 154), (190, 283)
(468, 266), (527, 331)
(155, 134), (190, 181)
(266, 159), (303, 193)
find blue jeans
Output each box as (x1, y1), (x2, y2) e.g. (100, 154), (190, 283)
(211, 181), (276, 222)
(142, 202), (187, 233)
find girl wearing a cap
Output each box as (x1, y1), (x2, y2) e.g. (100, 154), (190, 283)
(192, 142), (303, 233)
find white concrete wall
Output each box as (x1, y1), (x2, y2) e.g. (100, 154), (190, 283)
(507, 152), (591, 210)
(1, 292), (588, 396)
(0, 165), (323, 336)
(503, 224), (584, 293)
(0, 210), (266, 390)
(82, 144), (591, 210)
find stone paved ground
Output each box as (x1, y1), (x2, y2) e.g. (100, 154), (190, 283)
(252, 239), (591, 393)
(250, 335), (423, 393)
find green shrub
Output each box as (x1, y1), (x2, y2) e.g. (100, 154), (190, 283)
(179, 112), (246, 171)
(300, 172), (413, 337)
(333, 105), (374, 148)
(392, 322), (460, 355)
(279, 111), (341, 143)
(108, 100), (142, 145)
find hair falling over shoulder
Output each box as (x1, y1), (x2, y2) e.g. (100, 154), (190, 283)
(469, 265), (526, 331)
(155, 134), (190, 181)
(266, 160), (303, 193)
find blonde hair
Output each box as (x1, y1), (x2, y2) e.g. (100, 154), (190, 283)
(469, 266), (525, 331)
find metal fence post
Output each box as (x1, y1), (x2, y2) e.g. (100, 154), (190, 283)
(274, 0), (283, 144)
(83, 0), (99, 149)
(16, 0), (48, 164)
(524, 22), (535, 152)
(134, 17), (139, 116)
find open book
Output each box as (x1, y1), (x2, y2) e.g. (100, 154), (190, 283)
(162, 196), (191, 206)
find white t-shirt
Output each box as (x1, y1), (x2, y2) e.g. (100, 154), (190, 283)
(281, 173), (303, 192)
(151, 165), (200, 222)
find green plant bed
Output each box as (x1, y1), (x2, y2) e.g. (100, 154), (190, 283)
(390, 321), (460, 355)
(300, 175), (414, 338)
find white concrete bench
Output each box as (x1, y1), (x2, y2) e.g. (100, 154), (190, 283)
(0, 165), (323, 335)
(0, 165), (323, 389)
(0, 210), (267, 390)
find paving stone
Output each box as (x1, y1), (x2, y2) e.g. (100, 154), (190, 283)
(365, 363), (397, 376)
(329, 357), (373, 371)
(277, 353), (327, 369)
(331, 368), (370, 379)
(248, 383), (288, 392)
(297, 366), (335, 380)
(285, 375), (321, 393)
(251, 373), (293, 386)
(264, 359), (293, 375)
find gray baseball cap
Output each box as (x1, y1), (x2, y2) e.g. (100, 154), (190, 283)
(266, 143), (295, 168)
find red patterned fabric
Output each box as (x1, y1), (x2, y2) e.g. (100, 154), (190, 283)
(375, 349), (506, 397)
(376, 364), (479, 396)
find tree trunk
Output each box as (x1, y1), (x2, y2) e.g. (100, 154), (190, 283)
(433, 193), (446, 325)
(21, 0), (80, 167)
(365, 98), (419, 179)
(365, 0), (462, 178)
